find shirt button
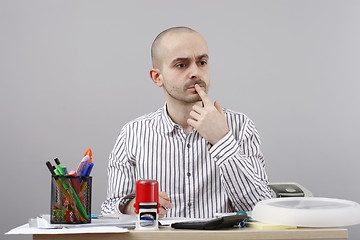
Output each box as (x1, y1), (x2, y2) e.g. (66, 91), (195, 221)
(187, 143), (191, 148)
(187, 172), (191, 177)
(188, 202), (192, 207)
(216, 155), (220, 160)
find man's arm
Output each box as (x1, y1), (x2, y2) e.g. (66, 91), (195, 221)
(101, 125), (174, 217)
(209, 123), (271, 211)
(101, 126), (137, 215)
(188, 84), (271, 211)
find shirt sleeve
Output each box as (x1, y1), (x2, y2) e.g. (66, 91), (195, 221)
(209, 117), (272, 212)
(101, 125), (137, 215)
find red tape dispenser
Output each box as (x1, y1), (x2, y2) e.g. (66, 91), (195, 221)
(134, 180), (160, 230)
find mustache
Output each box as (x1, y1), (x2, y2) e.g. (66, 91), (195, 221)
(183, 80), (207, 90)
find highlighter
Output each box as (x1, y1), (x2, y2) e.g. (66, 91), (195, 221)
(68, 171), (85, 208)
(54, 158), (65, 175)
(84, 148), (93, 162)
(77, 155), (90, 176)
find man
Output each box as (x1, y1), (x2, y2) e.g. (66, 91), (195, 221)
(101, 27), (271, 218)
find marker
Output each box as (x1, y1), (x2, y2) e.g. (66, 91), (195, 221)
(80, 162), (94, 181)
(77, 155), (90, 176)
(54, 168), (69, 191)
(84, 148), (93, 163)
(46, 161), (56, 175)
(54, 158), (65, 175)
(65, 178), (83, 222)
(68, 171), (85, 207)
(77, 148), (93, 175)
(84, 162), (94, 176)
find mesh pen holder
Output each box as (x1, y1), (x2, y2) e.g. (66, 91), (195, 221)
(50, 175), (92, 224)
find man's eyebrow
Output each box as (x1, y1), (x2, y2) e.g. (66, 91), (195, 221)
(197, 54), (209, 60)
(170, 57), (190, 65)
(170, 54), (209, 65)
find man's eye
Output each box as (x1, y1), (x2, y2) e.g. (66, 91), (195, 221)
(176, 63), (185, 68)
(200, 61), (207, 65)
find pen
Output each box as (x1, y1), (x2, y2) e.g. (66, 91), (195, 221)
(84, 148), (93, 162)
(79, 162), (93, 193)
(79, 162), (94, 184)
(68, 171), (85, 208)
(77, 155), (90, 176)
(46, 161), (56, 175)
(54, 168), (69, 191)
(83, 162), (94, 177)
(77, 148), (93, 175)
(54, 158), (65, 175)
(65, 178), (82, 222)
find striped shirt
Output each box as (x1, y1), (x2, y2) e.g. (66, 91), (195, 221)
(101, 104), (271, 218)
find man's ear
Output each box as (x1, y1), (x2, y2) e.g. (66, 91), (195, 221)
(150, 68), (163, 87)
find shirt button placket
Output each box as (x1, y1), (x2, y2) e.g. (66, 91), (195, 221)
(185, 140), (193, 217)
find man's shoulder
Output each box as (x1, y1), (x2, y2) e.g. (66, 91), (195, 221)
(124, 107), (164, 127)
(223, 108), (250, 121)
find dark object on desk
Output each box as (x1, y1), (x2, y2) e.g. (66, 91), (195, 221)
(171, 214), (248, 230)
(267, 182), (313, 198)
(50, 175), (92, 224)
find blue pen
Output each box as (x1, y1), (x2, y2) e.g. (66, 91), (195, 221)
(84, 162), (94, 176)
(79, 162), (94, 183)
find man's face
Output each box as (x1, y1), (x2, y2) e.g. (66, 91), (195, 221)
(157, 32), (210, 104)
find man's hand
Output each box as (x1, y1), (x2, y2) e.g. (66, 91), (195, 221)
(158, 192), (173, 218)
(120, 198), (136, 215)
(120, 192), (173, 219)
(187, 84), (230, 145)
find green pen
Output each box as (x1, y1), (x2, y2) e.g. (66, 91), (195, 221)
(54, 158), (65, 175)
(54, 168), (68, 191)
(54, 168), (89, 220)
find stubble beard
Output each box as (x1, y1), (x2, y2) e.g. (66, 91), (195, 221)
(164, 80), (208, 104)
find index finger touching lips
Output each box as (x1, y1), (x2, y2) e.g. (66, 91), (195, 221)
(195, 84), (211, 105)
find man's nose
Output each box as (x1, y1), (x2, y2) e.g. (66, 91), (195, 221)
(188, 63), (200, 79)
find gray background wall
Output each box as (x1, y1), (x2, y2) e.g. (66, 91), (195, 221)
(1, 0), (359, 239)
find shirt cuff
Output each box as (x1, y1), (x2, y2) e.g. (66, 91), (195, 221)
(115, 193), (135, 215)
(209, 130), (240, 166)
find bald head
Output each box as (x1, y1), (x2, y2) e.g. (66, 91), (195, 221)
(151, 27), (203, 69)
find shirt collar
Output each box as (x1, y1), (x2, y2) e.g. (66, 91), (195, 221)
(161, 103), (178, 133)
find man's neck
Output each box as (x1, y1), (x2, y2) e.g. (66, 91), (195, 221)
(166, 100), (202, 134)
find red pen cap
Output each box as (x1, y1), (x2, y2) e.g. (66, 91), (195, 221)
(134, 180), (159, 214)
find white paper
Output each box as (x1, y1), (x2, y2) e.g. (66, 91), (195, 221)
(5, 223), (129, 235)
(6, 214), (210, 235)
(6, 214), (136, 235)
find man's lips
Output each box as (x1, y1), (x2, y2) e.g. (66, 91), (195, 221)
(187, 85), (204, 90)
(184, 80), (207, 91)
